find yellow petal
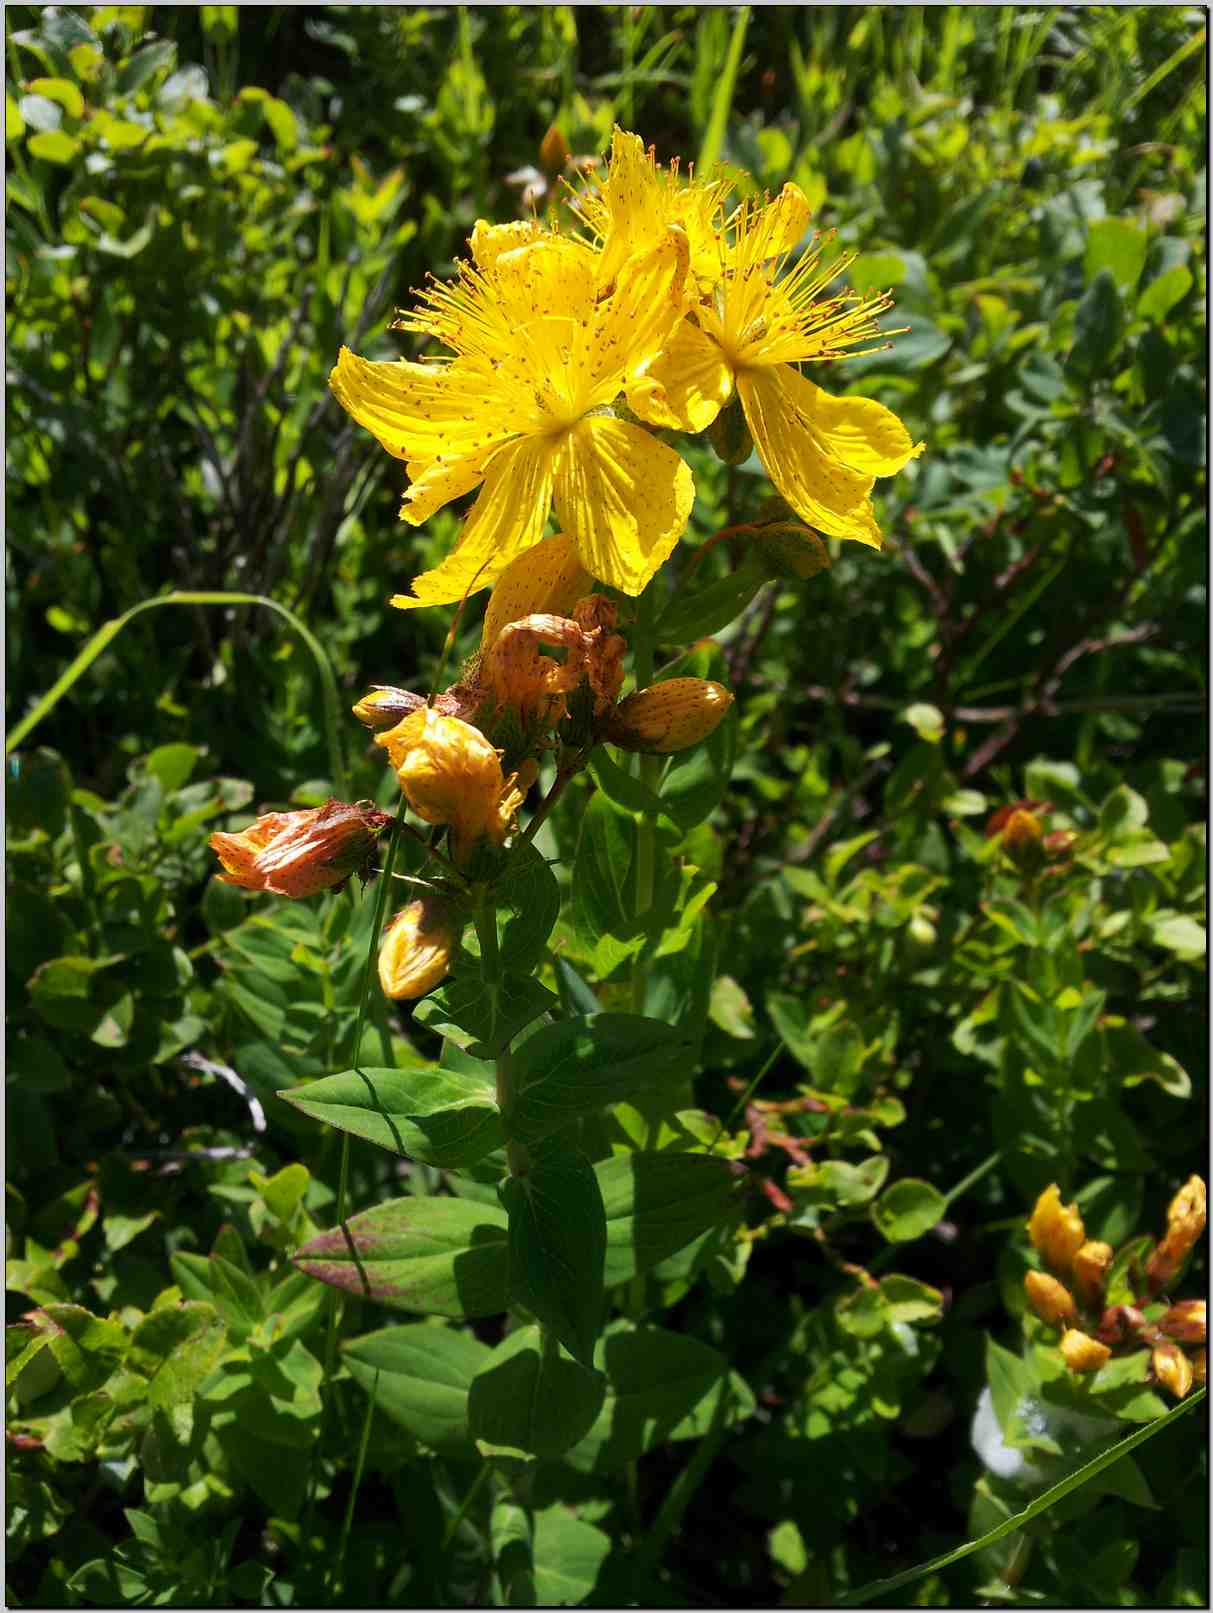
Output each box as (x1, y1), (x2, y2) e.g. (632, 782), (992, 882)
(727, 182), (812, 271)
(738, 365), (882, 548)
(401, 448), (498, 526)
(588, 226), (690, 403)
(491, 237), (598, 329)
(470, 217), (547, 270)
(782, 369), (924, 477)
(627, 318), (735, 433)
(553, 418), (693, 596)
(481, 531), (591, 649)
(593, 127), (667, 289)
(391, 435), (557, 611)
(330, 347), (509, 466)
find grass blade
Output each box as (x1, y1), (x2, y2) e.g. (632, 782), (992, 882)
(696, 5), (749, 174)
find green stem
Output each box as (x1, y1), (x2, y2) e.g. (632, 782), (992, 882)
(630, 586), (659, 1014)
(442, 1460), (493, 1550)
(476, 889), (528, 1176)
(330, 1367), (378, 1596)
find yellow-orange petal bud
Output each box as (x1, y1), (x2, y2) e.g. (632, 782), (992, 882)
(1071, 1240), (1114, 1309)
(1024, 1270), (1077, 1328)
(1192, 1349), (1206, 1387)
(1028, 1184), (1086, 1276)
(352, 687), (426, 730)
(605, 678), (733, 754)
(377, 709), (506, 862)
(209, 800), (389, 899)
(1147, 1175), (1207, 1293)
(1060, 1328), (1111, 1374)
(377, 899), (456, 1001)
(1159, 1299), (1206, 1345)
(1152, 1341), (1194, 1399)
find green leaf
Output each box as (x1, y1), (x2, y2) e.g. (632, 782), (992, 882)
(38, 1304), (127, 1393)
(573, 792), (636, 951)
(26, 76), (84, 120)
(659, 702), (737, 834)
(293, 1196), (508, 1319)
(564, 1320), (754, 1473)
(654, 555), (770, 642)
(127, 1303), (227, 1408)
(587, 747), (667, 818)
(1084, 217), (1148, 293)
(27, 128), (79, 163)
(1066, 269), (1123, 380)
(1148, 914), (1205, 961)
(531, 1506), (611, 1608)
(501, 1142), (605, 1367)
(872, 1178), (947, 1243)
(280, 1065), (502, 1169)
(492, 837), (561, 974)
(413, 971), (556, 1060)
(343, 1322), (491, 1452)
(1137, 263), (1193, 323)
(467, 1324), (606, 1458)
(597, 1151), (741, 1286)
(115, 39), (177, 94)
(506, 1013), (693, 1146)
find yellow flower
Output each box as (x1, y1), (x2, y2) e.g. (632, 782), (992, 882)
(378, 898), (457, 1001)
(376, 708), (523, 865)
(209, 800), (389, 898)
(629, 182), (923, 549)
(1028, 1183), (1086, 1276)
(1059, 1327), (1111, 1374)
(571, 125), (729, 295)
(1023, 1271), (1077, 1329)
(330, 222), (695, 606)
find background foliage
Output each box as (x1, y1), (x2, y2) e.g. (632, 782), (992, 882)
(6, 5), (1207, 1607)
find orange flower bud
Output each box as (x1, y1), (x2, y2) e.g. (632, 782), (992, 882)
(1159, 1299), (1206, 1345)
(1071, 1240), (1114, 1308)
(1024, 1270), (1077, 1328)
(605, 678), (734, 754)
(1146, 1175), (1207, 1293)
(352, 687), (426, 730)
(378, 899), (456, 1000)
(210, 800), (390, 898)
(1028, 1184), (1086, 1276)
(376, 709), (523, 865)
(1060, 1328), (1111, 1374)
(985, 800), (1052, 838)
(1152, 1341), (1194, 1399)
(539, 123), (571, 174)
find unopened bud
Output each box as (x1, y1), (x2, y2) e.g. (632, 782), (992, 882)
(606, 678), (733, 754)
(999, 809), (1045, 869)
(1043, 828), (1078, 860)
(1152, 1341), (1194, 1399)
(1024, 1270), (1077, 1328)
(1096, 1304), (1149, 1347)
(1028, 1183), (1086, 1276)
(986, 800), (1052, 838)
(1071, 1240), (1113, 1308)
(706, 394), (751, 465)
(352, 687), (427, 730)
(539, 123), (571, 173)
(378, 898), (456, 1001)
(1159, 1299), (1206, 1345)
(1060, 1327), (1111, 1374)
(210, 800), (389, 898)
(1193, 1349), (1206, 1387)
(1147, 1175), (1207, 1293)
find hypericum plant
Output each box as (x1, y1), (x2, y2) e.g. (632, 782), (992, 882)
(207, 122), (923, 1559)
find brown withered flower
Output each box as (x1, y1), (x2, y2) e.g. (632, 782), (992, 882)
(210, 799), (390, 898)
